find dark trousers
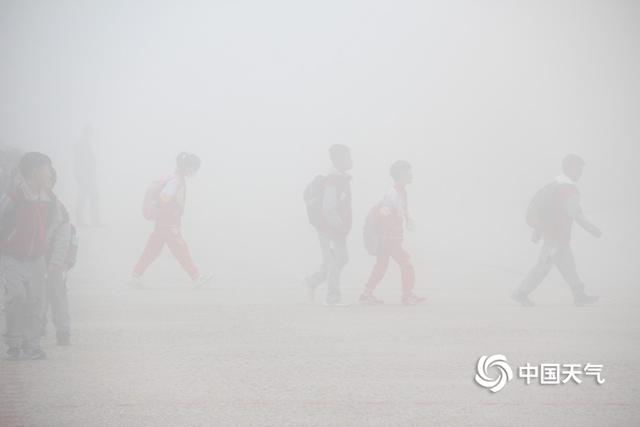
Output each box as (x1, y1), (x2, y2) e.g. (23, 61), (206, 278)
(42, 270), (70, 336)
(518, 239), (585, 297)
(306, 232), (349, 303)
(1, 255), (46, 350)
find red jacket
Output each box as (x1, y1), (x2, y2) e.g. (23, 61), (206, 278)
(0, 189), (55, 260)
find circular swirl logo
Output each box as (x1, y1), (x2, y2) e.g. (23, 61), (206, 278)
(474, 354), (513, 393)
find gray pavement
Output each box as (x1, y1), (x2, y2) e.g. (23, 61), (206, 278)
(1, 282), (639, 426)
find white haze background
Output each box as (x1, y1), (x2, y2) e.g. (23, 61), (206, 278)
(1, 0), (638, 302)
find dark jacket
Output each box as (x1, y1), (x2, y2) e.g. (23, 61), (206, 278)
(318, 172), (352, 238)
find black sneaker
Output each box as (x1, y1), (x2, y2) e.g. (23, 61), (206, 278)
(22, 348), (47, 360)
(57, 332), (71, 346)
(6, 347), (21, 360)
(511, 292), (534, 307)
(574, 294), (599, 306)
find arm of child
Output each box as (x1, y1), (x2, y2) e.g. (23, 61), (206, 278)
(567, 194), (602, 238)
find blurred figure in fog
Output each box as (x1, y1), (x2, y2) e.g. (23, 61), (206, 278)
(0, 152), (66, 360)
(130, 153), (212, 288)
(0, 143), (22, 193)
(41, 168), (76, 346)
(359, 160), (426, 306)
(74, 125), (101, 227)
(303, 144), (353, 305)
(512, 154), (602, 307)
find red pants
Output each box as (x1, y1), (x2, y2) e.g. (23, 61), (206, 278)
(133, 226), (199, 281)
(365, 239), (415, 295)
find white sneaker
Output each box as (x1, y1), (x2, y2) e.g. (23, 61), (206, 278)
(323, 300), (351, 307)
(193, 273), (214, 289)
(128, 277), (144, 289)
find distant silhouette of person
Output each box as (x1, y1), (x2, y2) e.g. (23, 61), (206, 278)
(512, 154), (602, 306)
(359, 160), (426, 305)
(303, 145), (353, 305)
(130, 153), (212, 288)
(74, 125), (100, 227)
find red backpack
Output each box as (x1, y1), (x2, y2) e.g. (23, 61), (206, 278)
(142, 177), (170, 221)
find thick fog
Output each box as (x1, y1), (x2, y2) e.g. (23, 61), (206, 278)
(2, 0), (638, 293)
(1, 1), (639, 425)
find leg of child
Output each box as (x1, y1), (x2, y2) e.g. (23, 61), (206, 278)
(23, 258), (47, 352)
(516, 241), (554, 297)
(48, 270), (71, 340)
(390, 243), (415, 295)
(326, 236), (348, 303)
(165, 230), (199, 281)
(132, 228), (167, 278)
(306, 232), (331, 289)
(2, 256), (28, 351)
(363, 247), (391, 295)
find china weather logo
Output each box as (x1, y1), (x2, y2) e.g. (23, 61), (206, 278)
(474, 354), (514, 393)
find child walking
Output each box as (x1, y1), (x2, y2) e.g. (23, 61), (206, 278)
(360, 160), (426, 306)
(131, 153), (212, 288)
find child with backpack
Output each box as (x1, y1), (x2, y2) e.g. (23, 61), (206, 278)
(359, 160), (426, 306)
(512, 154), (601, 306)
(303, 144), (353, 306)
(42, 168), (77, 346)
(0, 152), (66, 360)
(130, 153), (212, 288)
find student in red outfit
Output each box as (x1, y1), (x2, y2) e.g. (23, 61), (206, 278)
(359, 160), (426, 306)
(130, 153), (212, 288)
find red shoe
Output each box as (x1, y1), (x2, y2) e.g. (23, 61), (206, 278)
(359, 293), (384, 305)
(402, 293), (426, 306)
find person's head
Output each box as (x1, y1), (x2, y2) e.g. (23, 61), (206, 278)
(176, 152), (201, 177)
(390, 160), (412, 186)
(329, 144), (352, 172)
(562, 153), (585, 182)
(19, 152), (53, 191)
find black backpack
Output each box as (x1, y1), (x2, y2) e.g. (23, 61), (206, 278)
(526, 182), (559, 231)
(303, 175), (326, 228)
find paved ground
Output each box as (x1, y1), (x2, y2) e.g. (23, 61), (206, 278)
(1, 280), (639, 426)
